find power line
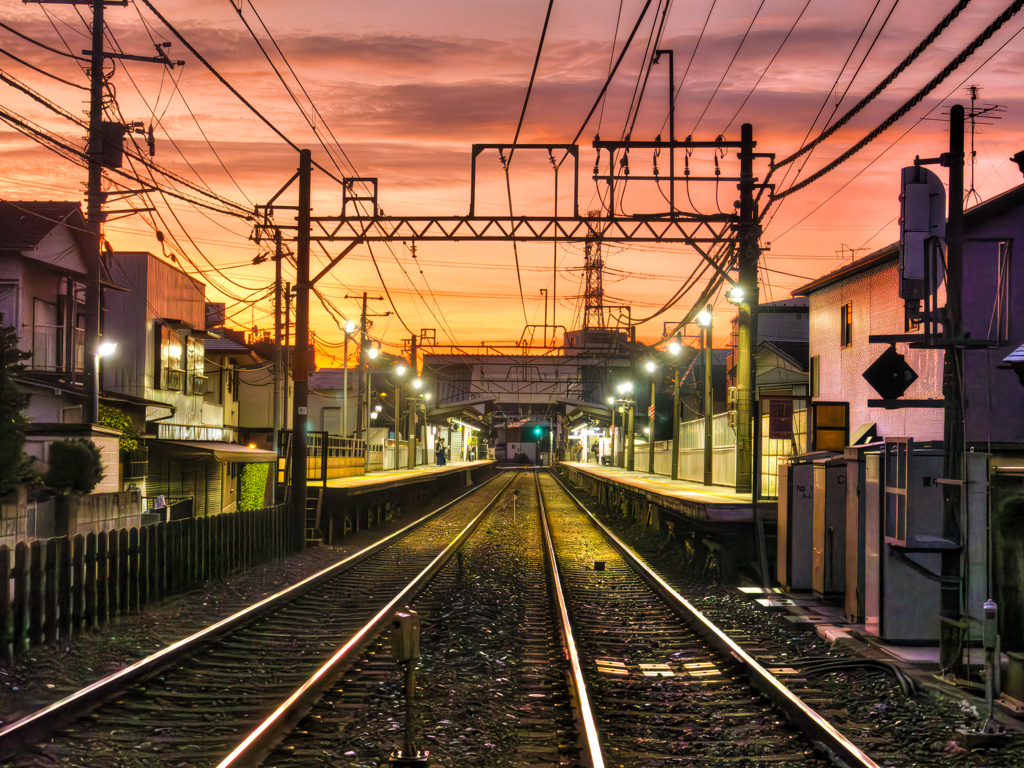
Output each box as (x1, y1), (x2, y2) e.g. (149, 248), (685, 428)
(776, 0), (973, 170)
(774, 0), (1024, 201)
(0, 20), (87, 61)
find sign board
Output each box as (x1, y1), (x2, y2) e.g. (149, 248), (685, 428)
(297, 406), (308, 415)
(899, 165), (945, 300)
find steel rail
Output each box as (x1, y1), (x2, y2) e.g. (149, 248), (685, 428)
(546, 469), (882, 768)
(534, 470), (606, 768)
(217, 470), (521, 766)
(0, 471), (507, 759)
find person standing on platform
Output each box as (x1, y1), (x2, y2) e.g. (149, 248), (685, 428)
(435, 438), (446, 466)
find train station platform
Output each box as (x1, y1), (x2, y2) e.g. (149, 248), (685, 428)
(321, 460), (498, 496)
(558, 461), (772, 524)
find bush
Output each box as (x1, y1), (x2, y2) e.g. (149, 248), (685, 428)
(239, 463), (269, 511)
(98, 404), (139, 452)
(43, 439), (105, 494)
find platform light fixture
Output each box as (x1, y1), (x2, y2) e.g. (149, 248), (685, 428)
(367, 347), (379, 359)
(645, 360), (656, 372)
(375, 404), (383, 412)
(97, 341), (117, 357)
(607, 396), (615, 405)
(617, 381), (633, 394)
(345, 320), (357, 334)
(395, 364), (407, 376)
(697, 308), (713, 327)
(370, 410), (378, 420)
(412, 378), (422, 389)
(669, 340), (682, 356)
(726, 285), (745, 305)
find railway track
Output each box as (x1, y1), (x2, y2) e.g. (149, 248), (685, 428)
(0, 471), (517, 767)
(2, 468), (884, 767)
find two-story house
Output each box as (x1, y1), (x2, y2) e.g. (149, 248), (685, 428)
(101, 252), (276, 517)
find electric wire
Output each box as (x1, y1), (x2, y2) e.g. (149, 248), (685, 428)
(774, 0), (1023, 201)
(0, 21), (88, 61)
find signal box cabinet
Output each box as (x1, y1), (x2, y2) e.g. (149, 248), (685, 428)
(812, 457), (847, 597)
(864, 445), (945, 642)
(777, 451), (834, 591)
(844, 442), (886, 622)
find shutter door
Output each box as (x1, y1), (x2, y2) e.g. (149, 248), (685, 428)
(206, 458), (222, 516)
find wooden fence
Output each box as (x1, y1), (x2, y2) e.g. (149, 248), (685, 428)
(0, 503), (293, 660)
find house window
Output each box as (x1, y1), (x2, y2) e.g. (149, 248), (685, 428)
(156, 325), (185, 391)
(840, 303), (853, 348)
(185, 336), (206, 395)
(810, 355), (820, 398)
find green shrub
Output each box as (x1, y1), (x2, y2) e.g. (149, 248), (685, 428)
(43, 439), (105, 494)
(0, 313), (32, 494)
(239, 463), (269, 511)
(98, 404), (139, 452)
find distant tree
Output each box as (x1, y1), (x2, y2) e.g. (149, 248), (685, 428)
(0, 313), (33, 495)
(43, 439), (104, 494)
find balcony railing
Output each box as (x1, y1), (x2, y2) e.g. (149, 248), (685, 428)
(27, 325), (84, 373)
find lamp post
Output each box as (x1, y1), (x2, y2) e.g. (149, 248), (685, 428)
(645, 360), (657, 474)
(607, 396), (616, 467)
(617, 381), (635, 471)
(364, 346), (378, 471)
(697, 305), (714, 486)
(409, 377), (423, 469)
(343, 321), (356, 437)
(393, 364), (407, 471)
(668, 337), (682, 480)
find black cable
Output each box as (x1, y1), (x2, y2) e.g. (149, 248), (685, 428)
(0, 21), (88, 61)
(689, 0), (766, 135)
(775, 0), (1024, 200)
(721, 0), (812, 134)
(506, 0), (554, 166)
(0, 46), (86, 89)
(776, 0), (973, 170)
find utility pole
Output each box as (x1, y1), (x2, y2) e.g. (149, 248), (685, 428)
(348, 292), (386, 443)
(27, 0), (181, 423)
(703, 306), (714, 487)
(408, 333), (417, 470)
(941, 104), (966, 675)
(272, 229), (283, 502)
(284, 281), (291, 425)
(671, 365), (680, 481)
(735, 123), (759, 494)
(291, 149), (312, 552)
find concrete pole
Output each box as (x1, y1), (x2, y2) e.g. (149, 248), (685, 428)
(671, 367), (680, 480)
(703, 311), (714, 486)
(940, 104), (966, 674)
(290, 149), (312, 552)
(648, 376), (656, 474)
(627, 403), (635, 471)
(735, 123), (758, 494)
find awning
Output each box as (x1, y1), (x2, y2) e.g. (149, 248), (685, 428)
(160, 440), (278, 463)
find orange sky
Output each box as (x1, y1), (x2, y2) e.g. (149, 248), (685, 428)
(3, 0), (1024, 364)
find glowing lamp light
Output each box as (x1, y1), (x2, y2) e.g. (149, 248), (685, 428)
(645, 360), (656, 372)
(395, 364), (406, 376)
(375, 404), (383, 412)
(370, 411), (378, 420)
(644, 427), (650, 434)
(248, 443), (256, 449)
(607, 396), (615, 405)
(669, 341), (682, 356)
(412, 378), (422, 389)
(697, 309), (713, 327)
(727, 285), (745, 304)
(617, 382), (633, 394)
(97, 341), (117, 357)
(345, 320), (357, 334)
(425, 393), (432, 401)
(367, 347), (379, 359)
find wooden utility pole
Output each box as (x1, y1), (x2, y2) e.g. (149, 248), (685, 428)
(941, 105), (966, 674)
(291, 150), (312, 552)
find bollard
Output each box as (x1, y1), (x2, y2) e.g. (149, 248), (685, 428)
(512, 489), (519, 524)
(389, 608), (428, 766)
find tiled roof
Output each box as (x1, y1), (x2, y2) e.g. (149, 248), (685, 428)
(0, 201), (85, 251)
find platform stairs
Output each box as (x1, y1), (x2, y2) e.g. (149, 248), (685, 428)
(305, 488), (324, 547)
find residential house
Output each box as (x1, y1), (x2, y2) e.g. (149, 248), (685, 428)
(101, 252), (276, 517)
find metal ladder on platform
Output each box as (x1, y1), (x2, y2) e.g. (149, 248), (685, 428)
(305, 488), (323, 547)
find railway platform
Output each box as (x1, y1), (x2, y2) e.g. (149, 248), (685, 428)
(558, 461), (772, 523)
(311, 460), (498, 543)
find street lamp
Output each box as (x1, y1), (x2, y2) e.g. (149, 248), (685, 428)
(696, 304), (714, 486)
(669, 336), (682, 480)
(391, 363), (408, 471)
(406, 377), (427, 470)
(645, 361), (659, 473)
(363, 345), (379, 471)
(343, 321), (357, 437)
(616, 381), (636, 471)
(98, 341), (117, 357)
(726, 285), (745, 305)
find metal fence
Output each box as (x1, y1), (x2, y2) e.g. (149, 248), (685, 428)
(632, 411), (737, 486)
